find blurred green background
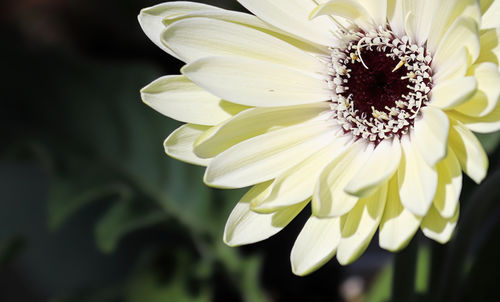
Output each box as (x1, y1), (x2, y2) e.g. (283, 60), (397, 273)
(2, 0), (500, 301)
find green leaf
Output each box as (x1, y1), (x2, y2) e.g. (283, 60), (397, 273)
(0, 236), (26, 266)
(95, 200), (168, 253)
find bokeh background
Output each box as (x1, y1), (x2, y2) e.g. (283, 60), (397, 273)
(2, 0), (500, 301)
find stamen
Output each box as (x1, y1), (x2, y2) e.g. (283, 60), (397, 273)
(327, 26), (433, 144)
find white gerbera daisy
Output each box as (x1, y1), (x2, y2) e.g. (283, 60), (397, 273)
(138, 0), (500, 275)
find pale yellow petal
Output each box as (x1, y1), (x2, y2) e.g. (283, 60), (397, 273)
(379, 176), (422, 252)
(433, 148), (462, 219)
(448, 106), (500, 133)
(345, 138), (401, 197)
(253, 135), (352, 213)
(337, 184), (387, 265)
(237, 0), (336, 46)
(430, 77), (477, 109)
(313, 141), (371, 218)
(477, 28), (500, 65)
(413, 107), (450, 166)
(481, 0), (500, 29)
(421, 204), (459, 244)
(164, 124), (211, 166)
(432, 17), (480, 68)
(224, 182), (307, 246)
(161, 17), (325, 72)
(449, 119), (489, 184)
(309, 0), (372, 30)
(454, 63), (500, 118)
(141, 75), (246, 125)
(291, 216), (341, 276)
(402, 0), (437, 45)
(194, 103), (331, 158)
(398, 136), (438, 216)
(204, 119), (337, 189)
(182, 57), (330, 107)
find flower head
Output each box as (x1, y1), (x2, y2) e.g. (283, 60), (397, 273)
(139, 0), (500, 275)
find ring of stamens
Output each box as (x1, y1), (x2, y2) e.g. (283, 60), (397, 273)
(327, 27), (434, 144)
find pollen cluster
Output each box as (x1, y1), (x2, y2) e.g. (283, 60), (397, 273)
(328, 27), (434, 143)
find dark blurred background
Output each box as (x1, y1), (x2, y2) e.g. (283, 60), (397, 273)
(2, 1), (500, 302)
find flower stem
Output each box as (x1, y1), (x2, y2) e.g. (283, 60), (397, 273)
(391, 238), (418, 302)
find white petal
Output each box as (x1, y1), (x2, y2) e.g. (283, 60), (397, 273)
(432, 17), (480, 68)
(337, 184), (387, 265)
(291, 216), (341, 276)
(379, 177), (422, 252)
(236, 0), (336, 46)
(182, 57), (330, 107)
(421, 204), (459, 244)
(310, 0), (372, 30)
(481, 0), (500, 29)
(426, 0), (481, 54)
(313, 141), (372, 218)
(205, 119), (337, 189)
(398, 135), (438, 216)
(449, 119), (489, 183)
(433, 48), (469, 83)
(357, 0), (387, 26)
(433, 148), (462, 219)
(138, 2), (218, 59)
(430, 76), (477, 109)
(448, 105), (500, 133)
(254, 135), (352, 212)
(402, 0), (437, 45)
(387, 0), (405, 37)
(194, 103), (331, 158)
(161, 17), (325, 72)
(345, 138), (401, 197)
(223, 182), (307, 246)
(413, 107), (450, 166)
(164, 124), (211, 166)
(141, 75), (246, 125)
(454, 63), (500, 117)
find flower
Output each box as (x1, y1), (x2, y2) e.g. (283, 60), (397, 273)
(138, 0), (500, 275)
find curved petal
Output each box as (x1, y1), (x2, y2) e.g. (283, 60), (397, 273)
(379, 176), (422, 252)
(313, 141), (372, 218)
(433, 148), (462, 219)
(337, 183), (387, 265)
(481, 0), (500, 30)
(138, 2), (218, 59)
(426, 0), (481, 55)
(204, 119), (337, 189)
(398, 135), (438, 216)
(310, 0), (372, 30)
(223, 182), (307, 246)
(182, 56), (331, 107)
(413, 106), (450, 166)
(430, 76), (477, 109)
(254, 134), (352, 213)
(477, 28), (500, 65)
(433, 48), (469, 83)
(164, 124), (211, 166)
(454, 63), (500, 118)
(448, 105), (500, 133)
(141, 75), (247, 125)
(357, 0), (387, 26)
(194, 103), (331, 158)
(421, 204), (459, 244)
(387, 0), (405, 37)
(161, 17), (325, 72)
(345, 138), (401, 197)
(402, 0), (437, 46)
(449, 119), (489, 184)
(291, 216), (341, 276)
(432, 17), (480, 69)
(236, 0), (336, 46)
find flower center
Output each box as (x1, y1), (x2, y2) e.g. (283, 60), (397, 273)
(328, 28), (433, 143)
